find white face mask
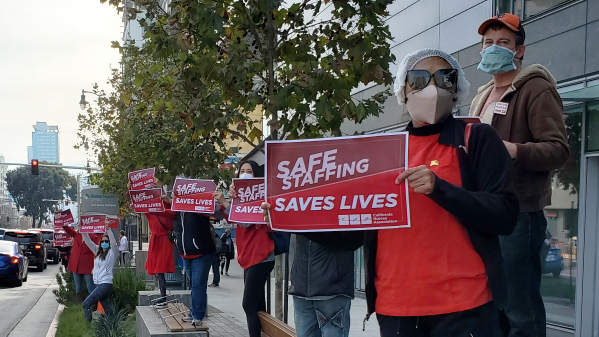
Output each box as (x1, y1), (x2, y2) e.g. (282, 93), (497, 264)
(239, 173), (254, 179)
(406, 85), (455, 125)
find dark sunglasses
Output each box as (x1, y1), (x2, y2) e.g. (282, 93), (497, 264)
(407, 69), (457, 90)
(101, 240), (110, 243)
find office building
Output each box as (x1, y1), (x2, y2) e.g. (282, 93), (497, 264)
(340, 1), (597, 335)
(31, 122), (59, 163)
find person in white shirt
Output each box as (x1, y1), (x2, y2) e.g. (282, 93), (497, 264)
(82, 223), (118, 322)
(118, 230), (129, 265)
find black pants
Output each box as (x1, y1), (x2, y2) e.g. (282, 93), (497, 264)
(211, 254), (221, 286)
(221, 257), (231, 273)
(500, 212), (547, 337)
(243, 261), (275, 337)
(156, 273), (167, 303)
(377, 302), (503, 337)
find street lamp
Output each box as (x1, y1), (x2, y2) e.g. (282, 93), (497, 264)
(79, 89), (90, 109)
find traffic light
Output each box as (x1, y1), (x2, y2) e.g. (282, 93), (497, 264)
(65, 199), (69, 206)
(31, 159), (39, 175)
(6, 217), (8, 223)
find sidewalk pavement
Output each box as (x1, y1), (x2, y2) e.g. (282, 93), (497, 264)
(205, 258), (572, 337)
(206, 258), (378, 336)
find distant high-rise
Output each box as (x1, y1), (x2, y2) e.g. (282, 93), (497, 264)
(27, 146), (33, 163)
(31, 122), (59, 163)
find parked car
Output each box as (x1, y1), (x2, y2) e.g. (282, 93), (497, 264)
(0, 240), (29, 286)
(3, 230), (47, 272)
(30, 228), (59, 264)
(0, 228), (6, 240)
(543, 247), (564, 278)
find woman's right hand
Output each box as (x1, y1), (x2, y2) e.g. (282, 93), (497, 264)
(213, 191), (227, 205)
(228, 183), (237, 199)
(261, 202), (271, 225)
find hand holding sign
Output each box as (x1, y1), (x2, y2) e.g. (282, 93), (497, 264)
(396, 166), (436, 195)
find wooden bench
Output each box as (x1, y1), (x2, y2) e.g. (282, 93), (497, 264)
(258, 312), (296, 337)
(157, 302), (202, 332)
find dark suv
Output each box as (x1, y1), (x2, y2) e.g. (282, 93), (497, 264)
(3, 230), (48, 271)
(30, 229), (60, 264)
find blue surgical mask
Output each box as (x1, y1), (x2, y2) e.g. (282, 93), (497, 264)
(101, 242), (110, 249)
(478, 45), (517, 75)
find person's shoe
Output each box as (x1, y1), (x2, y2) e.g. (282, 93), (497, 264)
(182, 315), (194, 323)
(154, 302), (168, 309)
(220, 270), (223, 275)
(225, 272), (229, 276)
(192, 320), (209, 331)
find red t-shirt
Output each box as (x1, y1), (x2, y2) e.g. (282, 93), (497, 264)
(236, 224), (274, 269)
(374, 133), (492, 316)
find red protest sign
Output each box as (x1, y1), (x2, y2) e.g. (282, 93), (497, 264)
(228, 178), (266, 224)
(107, 218), (119, 229)
(129, 188), (165, 213)
(171, 178), (217, 214)
(54, 231), (73, 247)
(266, 134), (410, 232)
(128, 168), (156, 191)
(54, 209), (75, 229)
(80, 214), (107, 234)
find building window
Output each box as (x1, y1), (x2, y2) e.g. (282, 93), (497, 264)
(495, 0), (576, 20)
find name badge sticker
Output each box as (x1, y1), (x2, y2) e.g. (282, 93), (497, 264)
(494, 102), (509, 115)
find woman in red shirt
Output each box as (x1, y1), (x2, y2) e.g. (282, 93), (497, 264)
(215, 160), (274, 337)
(62, 225), (102, 302)
(144, 180), (177, 309)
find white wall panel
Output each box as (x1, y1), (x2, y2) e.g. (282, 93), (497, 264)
(387, 0), (440, 48)
(389, 26), (441, 78)
(439, 1), (490, 54)
(386, 0), (419, 19)
(440, 0), (489, 22)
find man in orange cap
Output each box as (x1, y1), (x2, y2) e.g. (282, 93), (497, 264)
(469, 13), (569, 337)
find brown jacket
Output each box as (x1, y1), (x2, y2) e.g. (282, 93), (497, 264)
(469, 64), (570, 212)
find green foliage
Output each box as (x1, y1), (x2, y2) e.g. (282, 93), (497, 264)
(111, 267), (152, 314)
(55, 305), (94, 337)
(53, 266), (77, 306)
(84, 0), (396, 212)
(92, 308), (134, 337)
(554, 110), (581, 195)
(540, 275), (576, 303)
(5, 164), (77, 227)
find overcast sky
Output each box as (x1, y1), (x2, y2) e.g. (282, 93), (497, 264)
(0, 1), (122, 169)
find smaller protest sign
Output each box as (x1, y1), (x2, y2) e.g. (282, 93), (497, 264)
(54, 209), (75, 230)
(171, 178), (217, 214)
(80, 214), (107, 234)
(107, 218), (119, 229)
(228, 178), (266, 224)
(129, 188), (165, 213)
(54, 231), (73, 247)
(128, 168), (156, 190)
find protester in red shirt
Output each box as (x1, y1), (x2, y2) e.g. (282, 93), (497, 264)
(144, 179), (177, 309)
(63, 225), (102, 303)
(215, 160), (275, 337)
(263, 49), (520, 337)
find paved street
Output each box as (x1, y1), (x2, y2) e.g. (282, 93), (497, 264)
(0, 263), (60, 337)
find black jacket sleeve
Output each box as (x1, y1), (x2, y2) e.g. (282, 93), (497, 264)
(427, 123), (519, 236)
(300, 231), (364, 251)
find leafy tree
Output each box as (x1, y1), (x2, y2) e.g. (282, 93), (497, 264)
(554, 111), (581, 195)
(83, 0), (396, 213)
(5, 164), (77, 228)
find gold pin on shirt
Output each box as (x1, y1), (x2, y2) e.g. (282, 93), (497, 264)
(430, 160), (440, 166)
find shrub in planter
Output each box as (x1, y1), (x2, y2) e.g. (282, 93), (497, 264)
(92, 308), (133, 337)
(111, 267), (152, 314)
(53, 266), (76, 306)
